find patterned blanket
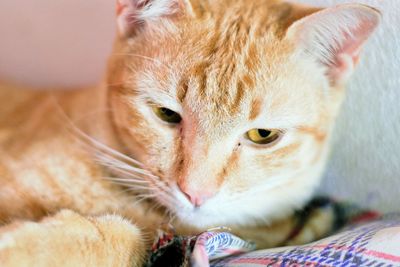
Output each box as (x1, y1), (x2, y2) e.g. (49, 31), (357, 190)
(146, 198), (400, 267)
(211, 214), (400, 267)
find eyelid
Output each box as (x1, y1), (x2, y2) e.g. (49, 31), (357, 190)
(146, 99), (182, 115)
(136, 84), (183, 111)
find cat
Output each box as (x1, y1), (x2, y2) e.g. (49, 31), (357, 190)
(0, 0), (380, 266)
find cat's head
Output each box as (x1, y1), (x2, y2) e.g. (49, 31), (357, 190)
(107, 0), (380, 228)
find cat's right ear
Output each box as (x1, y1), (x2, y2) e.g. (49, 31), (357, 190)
(116, 0), (195, 38)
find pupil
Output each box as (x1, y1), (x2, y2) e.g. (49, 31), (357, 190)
(258, 129), (270, 138)
(161, 108), (174, 117)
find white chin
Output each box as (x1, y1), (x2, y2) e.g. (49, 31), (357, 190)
(174, 207), (234, 229)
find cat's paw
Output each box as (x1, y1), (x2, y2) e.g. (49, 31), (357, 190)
(0, 210), (146, 267)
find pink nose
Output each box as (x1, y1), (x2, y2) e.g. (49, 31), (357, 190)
(178, 185), (213, 207)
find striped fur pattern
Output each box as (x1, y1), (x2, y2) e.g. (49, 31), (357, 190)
(0, 0), (379, 265)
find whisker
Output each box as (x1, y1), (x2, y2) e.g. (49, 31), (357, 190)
(147, 201), (162, 215)
(121, 188), (153, 197)
(103, 176), (150, 185)
(111, 53), (165, 66)
(95, 155), (178, 206)
(106, 181), (152, 192)
(82, 136), (145, 168)
(99, 164), (150, 182)
(130, 195), (157, 207)
(106, 167), (169, 196)
(95, 153), (156, 178)
(50, 107), (146, 172)
(93, 154), (157, 182)
(50, 94), (179, 213)
(155, 191), (180, 207)
(105, 164), (175, 199)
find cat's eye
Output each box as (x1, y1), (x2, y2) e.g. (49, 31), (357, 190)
(246, 129), (280, 145)
(152, 106), (182, 124)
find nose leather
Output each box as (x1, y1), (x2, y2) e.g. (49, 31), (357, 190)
(178, 183), (214, 207)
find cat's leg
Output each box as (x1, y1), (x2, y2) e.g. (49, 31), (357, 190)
(0, 210), (146, 267)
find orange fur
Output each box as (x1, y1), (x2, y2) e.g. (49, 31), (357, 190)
(0, 0), (380, 265)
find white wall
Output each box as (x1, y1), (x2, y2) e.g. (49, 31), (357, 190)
(0, 0), (399, 211)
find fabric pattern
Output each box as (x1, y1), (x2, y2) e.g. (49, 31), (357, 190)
(211, 214), (400, 267)
(191, 231), (256, 267)
(146, 198), (399, 267)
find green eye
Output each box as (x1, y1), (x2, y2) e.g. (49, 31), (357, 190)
(153, 107), (182, 124)
(246, 129), (280, 145)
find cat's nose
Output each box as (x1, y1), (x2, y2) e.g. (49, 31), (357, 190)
(178, 184), (213, 207)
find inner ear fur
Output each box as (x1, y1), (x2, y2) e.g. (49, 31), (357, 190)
(116, 0), (196, 38)
(285, 4), (381, 85)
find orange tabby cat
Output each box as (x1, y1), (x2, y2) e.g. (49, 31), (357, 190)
(0, 0), (380, 265)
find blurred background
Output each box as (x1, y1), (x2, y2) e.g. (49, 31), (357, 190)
(0, 0), (115, 87)
(0, 0), (399, 212)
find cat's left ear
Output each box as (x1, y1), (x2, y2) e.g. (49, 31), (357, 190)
(286, 4), (381, 86)
(116, 0), (195, 38)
